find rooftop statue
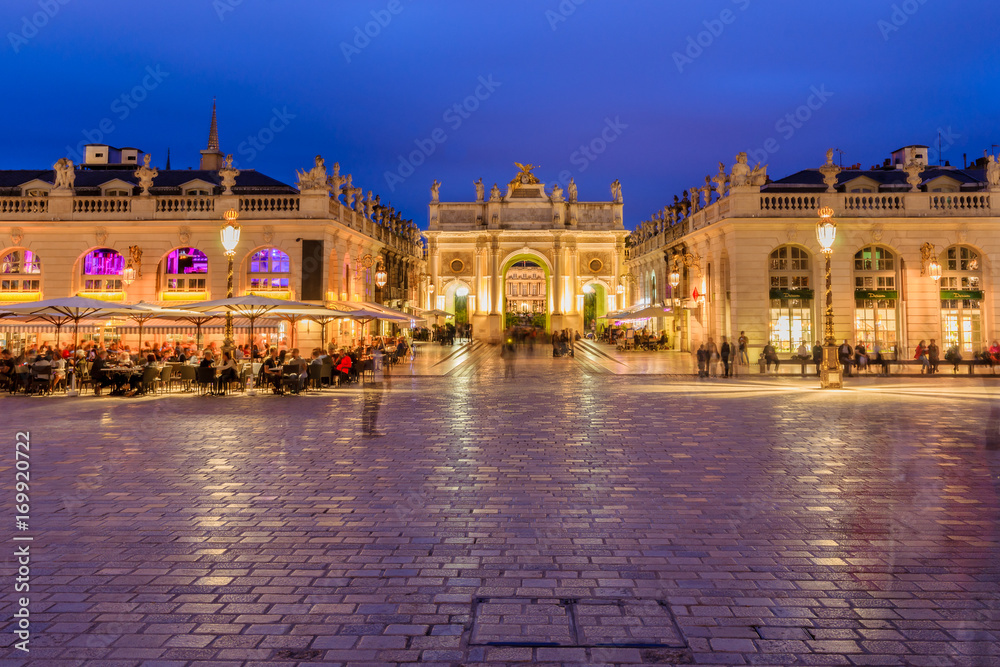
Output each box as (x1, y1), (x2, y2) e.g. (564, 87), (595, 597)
(134, 153), (158, 196)
(474, 177), (484, 202)
(431, 179), (441, 203)
(986, 155), (1000, 189)
(567, 177), (578, 202)
(219, 154), (240, 194)
(611, 179), (622, 203)
(509, 162), (541, 189)
(296, 155), (328, 191)
(53, 157), (75, 190)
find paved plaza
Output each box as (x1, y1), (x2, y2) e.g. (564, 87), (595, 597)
(2, 348), (999, 666)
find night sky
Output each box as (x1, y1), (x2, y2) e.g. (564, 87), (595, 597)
(4, 0), (999, 228)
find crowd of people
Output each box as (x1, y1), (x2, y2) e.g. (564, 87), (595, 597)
(1, 335), (414, 396)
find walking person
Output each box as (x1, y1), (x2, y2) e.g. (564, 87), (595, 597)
(914, 339), (930, 374)
(696, 343), (708, 378)
(927, 338), (940, 374)
(707, 337), (720, 376)
(812, 340), (823, 376)
(720, 336), (731, 378)
(838, 340), (854, 377)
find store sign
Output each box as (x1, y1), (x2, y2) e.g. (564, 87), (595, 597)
(854, 289), (898, 299)
(769, 288), (814, 300)
(940, 290), (983, 300)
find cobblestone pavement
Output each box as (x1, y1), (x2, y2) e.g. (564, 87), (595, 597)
(2, 352), (999, 666)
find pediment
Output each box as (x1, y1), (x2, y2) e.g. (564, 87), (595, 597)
(923, 175), (961, 192)
(19, 178), (52, 193)
(841, 175), (881, 192)
(178, 178), (216, 192)
(99, 178), (135, 193)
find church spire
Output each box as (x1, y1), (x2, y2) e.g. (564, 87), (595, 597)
(207, 98), (219, 151)
(165, 147), (171, 170)
(199, 99), (224, 171)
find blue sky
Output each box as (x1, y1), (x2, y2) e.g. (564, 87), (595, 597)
(4, 0), (999, 228)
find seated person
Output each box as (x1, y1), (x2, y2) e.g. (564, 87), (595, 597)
(262, 347), (282, 392)
(762, 342), (780, 371)
(795, 342), (811, 361)
(90, 350), (113, 395)
(334, 351), (352, 385)
(215, 351), (239, 392)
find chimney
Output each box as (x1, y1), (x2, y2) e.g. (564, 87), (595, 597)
(199, 99), (224, 171)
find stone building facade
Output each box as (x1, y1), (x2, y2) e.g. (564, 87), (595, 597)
(0, 110), (425, 350)
(626, 146), (1000, 358)
(423, 166), (629, 341)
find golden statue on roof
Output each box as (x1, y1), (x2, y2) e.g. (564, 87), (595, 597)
(510, 162), (541, 188)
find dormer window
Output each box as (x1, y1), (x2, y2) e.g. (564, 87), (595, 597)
(186, 189), (211, 196)
(849, 187), (874, 193)
(25, 189), (48, 197)
(105, 189), (130, 197)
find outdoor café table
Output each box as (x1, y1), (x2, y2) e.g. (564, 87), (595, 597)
(103, 366), (141, 396)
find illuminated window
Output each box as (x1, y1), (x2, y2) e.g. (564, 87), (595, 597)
(0, 249), (41, 293)
(248, 247), (290, 291)
(853, 245), (898, 349)
(768, 246), (812, 353)
(81, 248), (124, 292)
(940, 246), (983, 354)
(163, 247), (208, 292)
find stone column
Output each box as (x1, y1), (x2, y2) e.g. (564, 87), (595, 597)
(552, 236), (563, 316)
(474, 244), (484, 315)
(429, 237), (440, 310)
(568, 247), (578, 314)
(490, 239), (500, 315)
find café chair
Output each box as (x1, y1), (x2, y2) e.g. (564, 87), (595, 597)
(195, 366), (216, 395)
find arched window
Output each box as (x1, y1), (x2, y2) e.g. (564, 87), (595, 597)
(248, 248), (290, 291)
(940, 246), (983, 354)
(0, 249), (41, 294)
(854, 245), (898, 349)
(163, 247), (208, 293)
(768, 246), (812, 353)
(81, 248), (124, 293)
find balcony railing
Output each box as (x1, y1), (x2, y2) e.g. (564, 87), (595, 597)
(72, 197), (132, 214)
(0, 197), (48, 214)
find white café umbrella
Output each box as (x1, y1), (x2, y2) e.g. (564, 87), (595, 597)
(624, 303), (673, 320)
(1, 296), (150, 348)
(268, 305), (367, 349)
(175, 295), (316, 348)
(124, 302), (222, 350)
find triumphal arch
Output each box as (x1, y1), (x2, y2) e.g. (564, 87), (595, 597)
(423, 164), (628, 342)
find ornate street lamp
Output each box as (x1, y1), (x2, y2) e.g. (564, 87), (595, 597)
(669, 260), (682, 351)
(220, 208), (241, 353)
(375, 262), (388, 289)
(928, 260), (942, 282)
(122, 261), (136, 288)
(816, 206), (841, 389)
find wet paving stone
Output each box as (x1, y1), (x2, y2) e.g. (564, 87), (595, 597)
(1, 352), (998, 665)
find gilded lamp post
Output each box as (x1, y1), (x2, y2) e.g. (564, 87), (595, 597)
(816, 206), (841, 389)
(668, 257), (681, 350)
(220, 208), (241, 353)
